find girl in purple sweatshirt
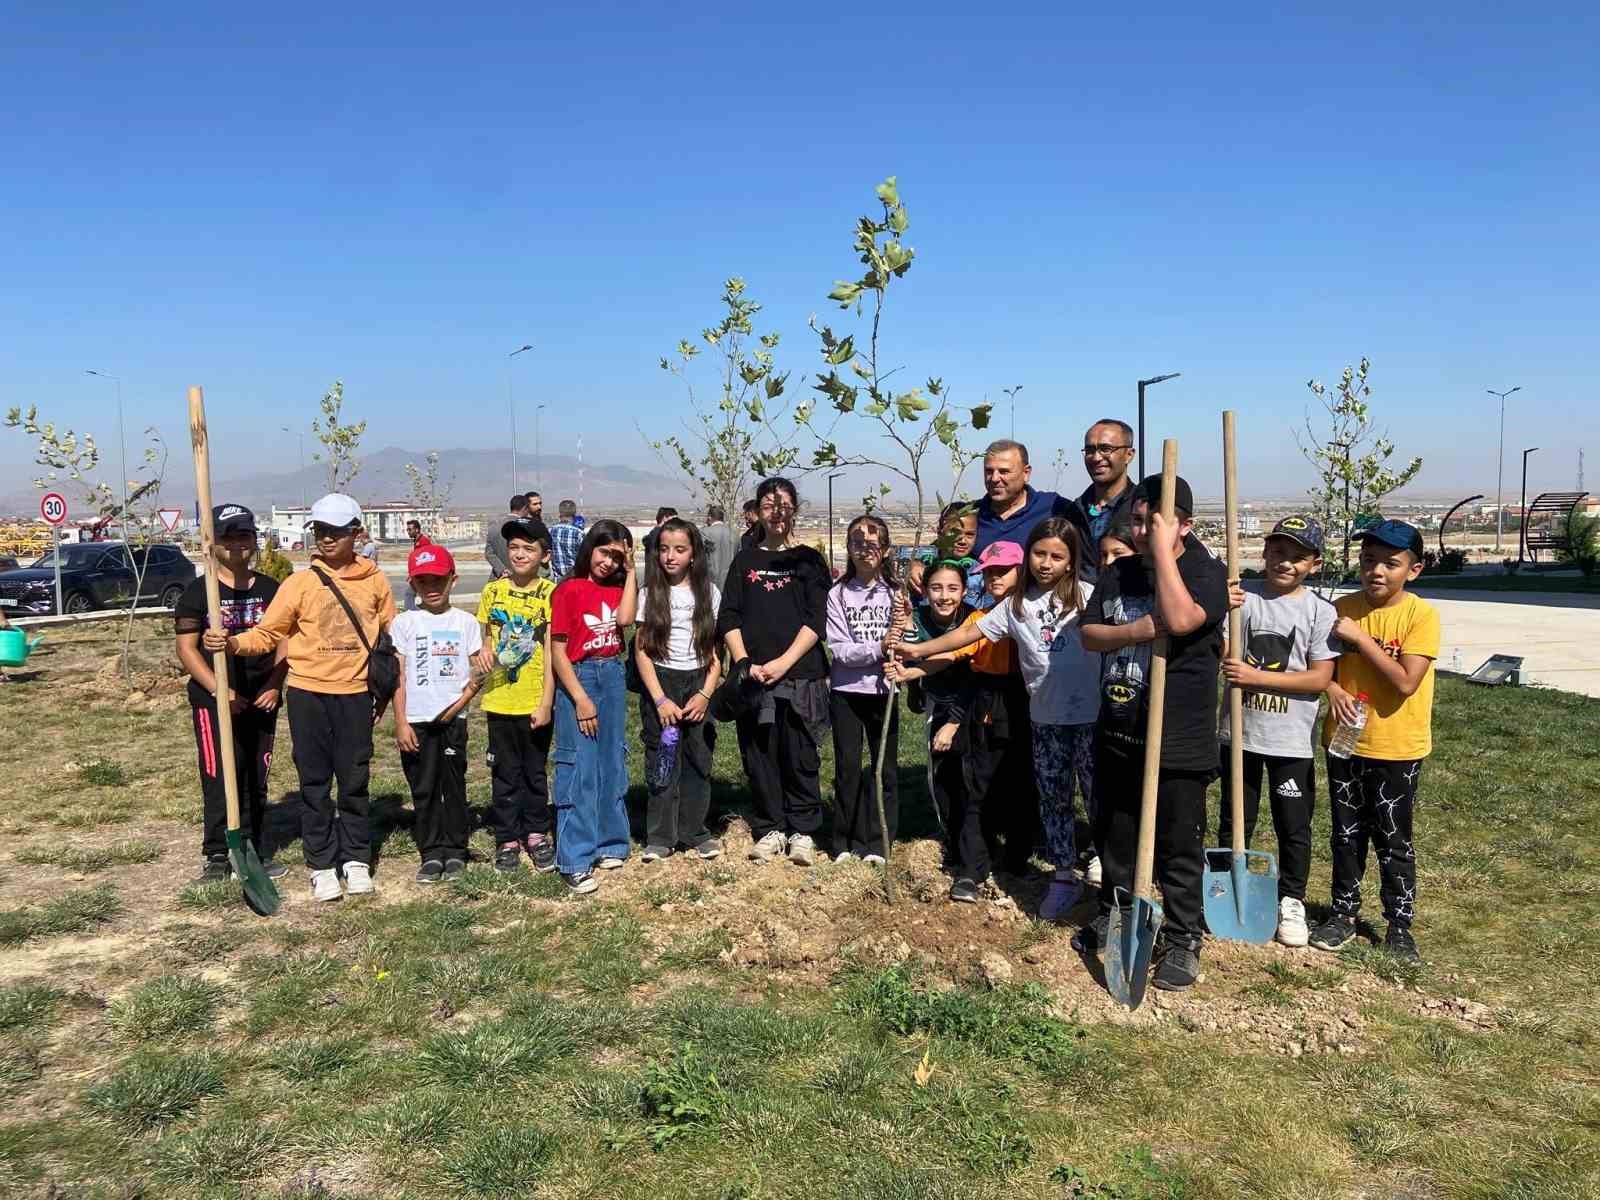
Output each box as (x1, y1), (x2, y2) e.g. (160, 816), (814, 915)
(826, 514), (908, 863)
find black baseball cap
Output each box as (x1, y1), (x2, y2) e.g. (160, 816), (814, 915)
(502, 517), (550, 546)
(1132, 473), (1195, 517)
(1267, 514), (1324, 554)
(1359, 519), (1424, 560)
(213, 504), (257, 536)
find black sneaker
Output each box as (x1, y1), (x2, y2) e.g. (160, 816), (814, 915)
(1072, 913), (1110, 955)
(949, 877), (978, 904)
(1152, 943), (1200, 992)
(1384, 924), (1421, 964)
(196, 856), (230, 884)
(692, 837), (724, 860)
(639, 844), (674, 863)
(494, 843), (523, 873)
(443, 858), (467, 881)
(562, 871), (598, 895)
(261, 858), (288, 880)
(524, 834), (557, 873)
(1309, 914), (1358, 952)
(416, 860), (444, 884)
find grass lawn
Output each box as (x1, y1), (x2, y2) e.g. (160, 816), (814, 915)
(1, 620), (1597, 1199)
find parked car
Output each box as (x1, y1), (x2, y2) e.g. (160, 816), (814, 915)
(0, 555), (17, 574)
(0, 541), (196, 617)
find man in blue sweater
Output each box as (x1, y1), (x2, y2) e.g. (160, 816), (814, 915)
(971, 439), (1090, 566)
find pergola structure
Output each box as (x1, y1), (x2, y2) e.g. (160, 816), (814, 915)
(1521, 491), (1588, 564)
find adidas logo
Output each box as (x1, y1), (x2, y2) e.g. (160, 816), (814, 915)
(1275, 778), (1302, 798)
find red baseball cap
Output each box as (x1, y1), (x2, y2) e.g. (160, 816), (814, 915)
(407, 543), (455, 577)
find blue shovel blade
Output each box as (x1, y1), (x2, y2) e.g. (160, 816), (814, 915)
(1202, 848), (1278, 944)
(1105, 888), (1163, 1010)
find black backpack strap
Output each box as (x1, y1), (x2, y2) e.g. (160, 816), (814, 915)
(310, 565), (376, 655)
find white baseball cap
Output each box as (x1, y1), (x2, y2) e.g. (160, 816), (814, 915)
(306, 493), (362, 528)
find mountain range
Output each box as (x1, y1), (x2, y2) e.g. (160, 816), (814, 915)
(0, 447), (694, 518)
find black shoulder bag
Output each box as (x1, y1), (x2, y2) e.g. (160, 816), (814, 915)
(311, 566), (401, 717)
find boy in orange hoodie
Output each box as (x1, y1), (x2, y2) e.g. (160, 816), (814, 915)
(205, 493), (396, 902)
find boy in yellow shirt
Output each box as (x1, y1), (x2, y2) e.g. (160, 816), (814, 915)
(1308, 520), (1438, 964)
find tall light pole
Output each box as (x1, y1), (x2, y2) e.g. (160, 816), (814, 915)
(508, 344), (533, 492)
(1518, 446), (1539, 567)
(1488, 385), (1521, 553)
(280, 425), (307, 509)
(827, 471), (845, 572)
(1002, 385), (1023, 441)
(1136, 373), (1181, 474)
(85, 371), (129, 543)
(535, 403), (547, 494)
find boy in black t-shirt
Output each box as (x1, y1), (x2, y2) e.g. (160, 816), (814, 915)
(1078, 474), (1228, 992)
(173, 505), (289, 882)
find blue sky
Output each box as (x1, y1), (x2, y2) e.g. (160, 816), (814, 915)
(3, 3), (1596, 507)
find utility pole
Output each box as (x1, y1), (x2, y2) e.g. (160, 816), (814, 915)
(280, 426), (307, 509)
(535, 404), (547, 494)
(85, 371), (130, 559)
(1488, 385), (1521, 553)
(1518, 447), (1538, 567)
(1136, 373), (1181, 473)
(508, 344), (533, 492)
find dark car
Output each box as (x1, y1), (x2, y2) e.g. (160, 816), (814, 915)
(0, 541), (196, 617)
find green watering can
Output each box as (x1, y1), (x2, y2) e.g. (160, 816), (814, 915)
(0, 629), (43, 668)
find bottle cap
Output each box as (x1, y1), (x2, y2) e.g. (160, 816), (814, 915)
(1356, 692), (1370, 702)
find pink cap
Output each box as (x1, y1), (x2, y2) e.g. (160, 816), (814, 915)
(407, 543), (455, 577)
(977, 540), (1024, 570)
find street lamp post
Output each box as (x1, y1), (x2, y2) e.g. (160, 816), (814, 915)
(84, 371), (129, 537)
(1136, 373), (1181, 472)
(827, 471), (845, 573)
(1488, 386), (1521, 554)
(1518, 446), (1539, 567)
(1002, 385), (1023, 441)
(508, 344), (533, 492)
(280, 426), (307, 509)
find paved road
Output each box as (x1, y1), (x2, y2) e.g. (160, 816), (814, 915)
(1407, 587), (1600, 698)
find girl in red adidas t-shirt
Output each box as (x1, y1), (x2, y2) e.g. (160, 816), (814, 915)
(549, 519), (637, 893)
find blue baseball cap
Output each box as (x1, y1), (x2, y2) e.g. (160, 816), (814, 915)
(1359, 519), (1424, 560)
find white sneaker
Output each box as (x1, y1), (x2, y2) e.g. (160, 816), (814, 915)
(1276, 897), (1309, 947)
(832, 851), (858, 865)
(310, 868), (342, 902)
(787, 833), (817, 867)
(748, 831), (787, 862)
(342, 861), (374, 896)
(862, 853), (886, 866)
(596, 856), (627, 870)
(1084, 855), (1102, 886)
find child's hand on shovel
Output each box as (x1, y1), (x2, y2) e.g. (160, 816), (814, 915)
(201, 629), (231, 654)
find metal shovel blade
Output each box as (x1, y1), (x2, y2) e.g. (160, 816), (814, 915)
(226, 829), (281, 917)
(1105, 888), (1163, 1010)
(1202, 848), (1277, 943)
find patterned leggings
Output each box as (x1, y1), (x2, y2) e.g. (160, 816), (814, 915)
(1031, 722), (1096, 870)
(1327, 754), (1422, 929)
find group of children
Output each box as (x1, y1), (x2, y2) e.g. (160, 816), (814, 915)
(182, 473), (1440, 991)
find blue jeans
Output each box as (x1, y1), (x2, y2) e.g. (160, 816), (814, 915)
(552, 655), (630, 874)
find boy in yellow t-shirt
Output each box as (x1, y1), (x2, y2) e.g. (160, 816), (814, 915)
(1309, 521), (1439, 965)
(472, 518), (557, 873)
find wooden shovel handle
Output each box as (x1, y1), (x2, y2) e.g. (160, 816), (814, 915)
(1133, 439), (1179, 901)
(189, 387), (244, 839)
(1224, 411), (1246, 856)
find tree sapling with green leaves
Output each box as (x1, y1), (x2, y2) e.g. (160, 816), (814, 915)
(797, 176), (992, 901)
(310, 380), (365, 493)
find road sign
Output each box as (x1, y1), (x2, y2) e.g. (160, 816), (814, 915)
(158, 508), (182, 533)
(40, 492), (68, 526)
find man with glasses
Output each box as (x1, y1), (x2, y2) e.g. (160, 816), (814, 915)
(1077, 419), (1139, 544)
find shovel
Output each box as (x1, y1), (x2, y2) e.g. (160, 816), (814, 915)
(1203, 410), (1277, 943)
(189, 385), (280, 917)
(1106, 438), (1178, 1011)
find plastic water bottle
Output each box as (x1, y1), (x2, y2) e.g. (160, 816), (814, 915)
(655, 724), (681, 787)
(1327, 693), (1370, 760)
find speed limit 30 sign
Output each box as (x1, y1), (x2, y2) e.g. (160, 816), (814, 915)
(40, 492), (68, 526)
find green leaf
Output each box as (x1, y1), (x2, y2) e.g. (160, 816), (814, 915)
(895, 389), (930, 421)
(739, 362), (764, 385)
(970, 404), (993, 430)
(812, 442), (841, 466)
(875, 176), (900, 207)
(827, 281), (864, 306)
(746, 397), (764, 422)
(887, 203), (909, 234)
(764, 372), (788, 400)
(825, 335), (856, 366)
(883, 241), (914, 276)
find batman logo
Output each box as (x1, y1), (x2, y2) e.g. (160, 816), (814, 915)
(1280, 516), (1307, 530)
(1246, 630), (1295, 673)
(1105, 682), (1137, 705)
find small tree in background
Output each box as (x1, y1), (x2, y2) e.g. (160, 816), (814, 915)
(311, 380), (365, 493)
(4, 405), (116, 516)
(404, 451), (453, 533)
(118, 428), (168, 684)
(1295, 358), (1422, 587)
(795, 176), (992, 901)
(649, 277), (796, 516)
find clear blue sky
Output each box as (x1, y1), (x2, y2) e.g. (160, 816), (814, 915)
(3, 3), (1596, 507)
